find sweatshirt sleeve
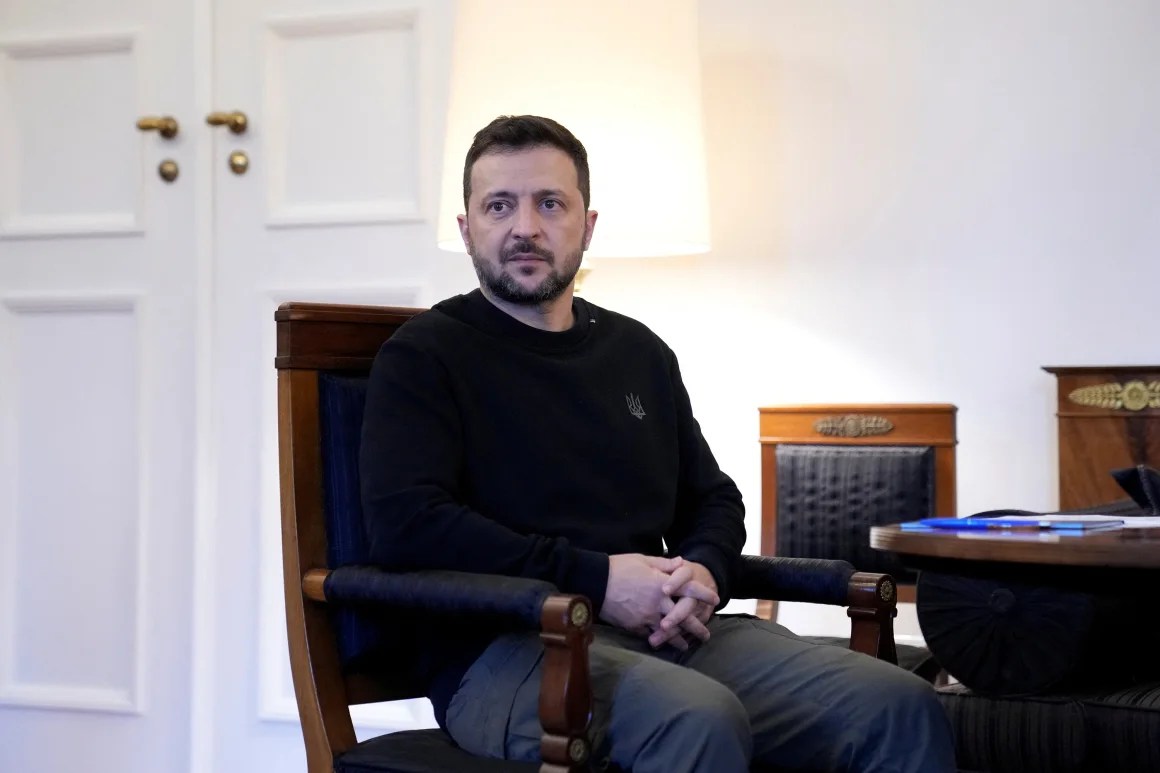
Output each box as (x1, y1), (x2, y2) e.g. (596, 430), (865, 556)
(662, 351), (746, 607)
(359, 331), (611, 612)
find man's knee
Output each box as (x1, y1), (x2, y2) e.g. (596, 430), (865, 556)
(613, 676), (753, 768)
(677, 680), (751, 737)
(852, 666), (955, 771)
(876, 667), (945, 722)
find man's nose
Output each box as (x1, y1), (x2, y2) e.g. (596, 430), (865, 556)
(511, 205), (542, 238)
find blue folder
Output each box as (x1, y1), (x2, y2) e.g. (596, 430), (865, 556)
(900, 517), (1124, 531)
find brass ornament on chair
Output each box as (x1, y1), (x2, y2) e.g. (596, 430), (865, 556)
(568, 738), (590, 764)
(879, 579), (896, 603)
(1067, 380), (1160, 411)
(569, 602), (590, 628)
(813, 415), (894, 438)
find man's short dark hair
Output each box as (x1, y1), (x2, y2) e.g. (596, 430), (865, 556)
(462, 115), (591, 211)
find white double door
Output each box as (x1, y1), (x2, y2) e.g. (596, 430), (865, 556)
(0, 0), (460, 771)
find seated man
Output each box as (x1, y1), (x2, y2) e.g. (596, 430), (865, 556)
(359, 114), (955, 773)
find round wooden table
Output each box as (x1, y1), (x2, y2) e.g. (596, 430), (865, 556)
(870, 523), (1160, 569)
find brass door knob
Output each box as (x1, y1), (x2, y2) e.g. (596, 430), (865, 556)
(158, 159), (180, 182)
(228, 151), (249, 175)
(137, 115), (179, 139)
(206, 111), (248, 134)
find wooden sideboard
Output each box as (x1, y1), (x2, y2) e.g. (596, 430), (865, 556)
(1044, 366), (1160, 509)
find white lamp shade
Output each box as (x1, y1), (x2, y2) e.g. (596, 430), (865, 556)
(436, 0), (711, 258)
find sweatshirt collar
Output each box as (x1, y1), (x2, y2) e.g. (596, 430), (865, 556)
(436, 289), (597, 351)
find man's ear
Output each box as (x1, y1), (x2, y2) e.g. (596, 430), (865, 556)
(582, 209), (598, 250)
(457, 214), (471, 251)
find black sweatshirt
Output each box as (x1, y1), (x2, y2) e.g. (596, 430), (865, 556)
(359, 289), (745, 726)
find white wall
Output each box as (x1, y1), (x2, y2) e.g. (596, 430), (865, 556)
(508, 1), (1160, 632)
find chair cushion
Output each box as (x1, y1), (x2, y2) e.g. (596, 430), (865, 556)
(336, 729), (539, 773)
(938, 680), (1160, 773)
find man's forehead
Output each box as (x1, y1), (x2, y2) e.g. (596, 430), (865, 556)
(471, 145), (579, 194)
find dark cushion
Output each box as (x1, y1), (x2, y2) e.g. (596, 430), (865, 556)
(336, 729), (539, 773)
(918, 572), (1095, 696)
(732, 555), (854, 606)
(1083, 681), (1160, 772)
(938, 680), (1160, 773)
(775, 445), (934, 583)
(937, 682), (1087, 773)
(918, 571), (1160, 697)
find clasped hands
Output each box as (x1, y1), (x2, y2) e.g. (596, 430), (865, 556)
(600, 554), (719, 651)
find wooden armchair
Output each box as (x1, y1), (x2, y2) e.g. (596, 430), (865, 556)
(276, 302), (905, 773)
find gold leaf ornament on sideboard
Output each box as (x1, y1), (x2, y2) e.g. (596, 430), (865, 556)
(1067, 380), (1160, 411)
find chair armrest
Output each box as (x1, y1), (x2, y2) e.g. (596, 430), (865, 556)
(733, 555), (856, 605)
(732, 555), (899, 663)
(308, 565), (565, 629)
(733, 555), (897, 609)
(305, 566), (595, 771)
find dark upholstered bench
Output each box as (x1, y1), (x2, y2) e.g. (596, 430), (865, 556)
(938, 680), (1160, 773)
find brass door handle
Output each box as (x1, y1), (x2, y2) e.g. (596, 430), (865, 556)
(206, 111), (248, 135)
(137, 115), (179, 139)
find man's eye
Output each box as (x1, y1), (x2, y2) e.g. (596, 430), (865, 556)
(542, 200), (560, 210)
(486, 201), (507, 213)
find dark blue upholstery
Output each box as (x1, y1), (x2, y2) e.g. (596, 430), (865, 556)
(318, 373), (381, 665)
(324, 567), (557, 627)
(775, 445), (934, 583)
(733, 555), (854, 606)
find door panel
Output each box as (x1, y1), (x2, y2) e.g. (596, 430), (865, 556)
(0, 0), (200, 771)
(204, 0), (459, 767)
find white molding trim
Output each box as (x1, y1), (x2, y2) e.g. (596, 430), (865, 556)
(0, 213), (143, 240)
(0, 291), (140, 312)
(254, 285), (423, 729)
(0, 29), (137, 57)
(264, 8), (417, 38)
(0, 31), (143, 240)
(262, 6), (424, 228)
(265, 202), (423, 229)
(0, 293), (147, 716)
(0, 684), (138, 715)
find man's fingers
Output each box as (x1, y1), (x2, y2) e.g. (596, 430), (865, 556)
(642, 554), (683, 573)
(649, 626), (690, 651)
(671, 579), (719, 607)
(678, 612), (711, 642)
(661, 564), (693, 595)
(663, 596), (710, 642)
(659, 596), (699, 632)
